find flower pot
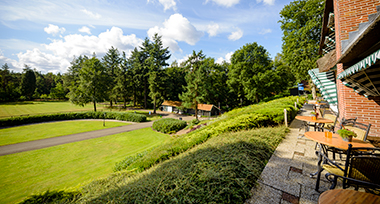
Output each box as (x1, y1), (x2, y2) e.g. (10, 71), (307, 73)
(342, 136), (353, 142)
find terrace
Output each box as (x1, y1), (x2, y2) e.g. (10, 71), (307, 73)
(247, 103), (379, 204)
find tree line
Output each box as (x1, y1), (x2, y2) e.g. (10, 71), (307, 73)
(1, 33), (295, 115)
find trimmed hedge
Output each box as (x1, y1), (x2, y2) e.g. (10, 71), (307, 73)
(124, 96), (306, 173)
(0, 111), (147, 127)
(152, 118), (187, 134)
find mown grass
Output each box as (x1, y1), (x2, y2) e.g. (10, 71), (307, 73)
(78, 126), (288, 203)
(0, 128), (170, 204)
(0, 121), (130, 146)
(0, 101), (105, 118)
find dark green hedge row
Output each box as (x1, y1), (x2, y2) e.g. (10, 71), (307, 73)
(0, 111), (147, 127)
(152, 118), (187, 134)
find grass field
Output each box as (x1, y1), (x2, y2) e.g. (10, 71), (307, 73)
(0, 127), (171, 204)
(0, 121), (130, 146)
(0, 101), (105, 118)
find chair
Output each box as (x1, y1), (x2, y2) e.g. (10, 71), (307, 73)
(324, 144), (380, 194)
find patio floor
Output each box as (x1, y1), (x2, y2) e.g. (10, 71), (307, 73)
(246, 104), (347, 204)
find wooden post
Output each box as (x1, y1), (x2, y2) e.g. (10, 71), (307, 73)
(284, 109), (288, 127)
(295, 102), (297, 109)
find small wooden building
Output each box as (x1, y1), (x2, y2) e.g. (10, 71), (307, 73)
(160, 100), (221, 116)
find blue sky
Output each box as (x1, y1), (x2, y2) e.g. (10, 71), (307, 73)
(0, 0), (293, 73)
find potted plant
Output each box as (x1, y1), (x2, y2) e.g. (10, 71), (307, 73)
(310, 111), (319, 119)
(337, 128), (357, 142)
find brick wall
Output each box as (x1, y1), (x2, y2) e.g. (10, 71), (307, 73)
(334, 0), (380, 137)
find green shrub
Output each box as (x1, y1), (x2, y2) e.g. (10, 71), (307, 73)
(113, 151), (150, 172)
(153, 118), (187, 134)
(0, 112), (147, 127)
(19, 190), (80, 204)
(80, 126), (288, 203)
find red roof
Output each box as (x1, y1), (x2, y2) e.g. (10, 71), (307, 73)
(162, 100), (217, 111)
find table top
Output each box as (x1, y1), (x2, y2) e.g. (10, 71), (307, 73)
(304, 131), (374, 150)
(319, 189), (380, 204)
(295, 116), (334, 124)
(308, 101), (327, 105)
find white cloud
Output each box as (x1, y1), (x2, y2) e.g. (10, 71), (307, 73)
(256, 0), (275, 6)
(79, 26), (91, 35)
(81, 9), (101, 19)
(205, 0), (240, 7)
(6, 27), (143, 73)
(216, 51), (233, 64)
(228, 28), (243, 41)
(148, 0), (177, 11)
(147, 13), (203, 52)
(259, 28), (272, 35)
(44, 24), (65, 36)
(207, 23), (220, 37)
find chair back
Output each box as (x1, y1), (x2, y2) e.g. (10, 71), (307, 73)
(339, 118), (371, 141)
(344, 145), (380, 191)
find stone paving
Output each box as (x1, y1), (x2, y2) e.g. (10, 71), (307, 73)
(246, 104), (344, 204)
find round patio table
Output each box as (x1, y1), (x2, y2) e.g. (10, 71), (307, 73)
(304, 131), (374, 191)
(295, 116), (333, 131)
(319, 189), (380, 204)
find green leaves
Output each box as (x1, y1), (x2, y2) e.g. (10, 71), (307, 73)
(279, 0), (324, 81)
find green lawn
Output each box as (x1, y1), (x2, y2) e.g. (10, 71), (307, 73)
(0, 101), (105, 118)
(0, 121), (130, 146)
(0, 128), (171, 204)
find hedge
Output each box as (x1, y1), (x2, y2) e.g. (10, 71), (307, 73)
(152, 118), (187, 134)
(0, 112), (147, 127)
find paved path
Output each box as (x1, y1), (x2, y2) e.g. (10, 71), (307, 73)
(246, 104), (350, 204)
(0, 112), (197, 156)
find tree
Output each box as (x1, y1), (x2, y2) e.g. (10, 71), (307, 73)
(49, 82), (66, 99)
(179, 50), (207, 120)
(148, 33), (171, 113)
(68, 56), (109, 111)
(0, 63), (20, 102)
(279, 0), (324, 81)
(102, 46), (121, 107)
(165, 64), (186, 101)
(227, 42), (273, 104)
(115, 51), (133, 108)
(20, 65), (36, 100)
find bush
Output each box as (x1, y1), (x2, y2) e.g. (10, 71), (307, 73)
(113, 151), (150, 172)
(0, 111), (147, 127)
(153, 118), (187, 134)
(19, 190), (80, 204)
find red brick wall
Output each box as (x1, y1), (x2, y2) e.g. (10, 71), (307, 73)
(334, 0), (380, 137)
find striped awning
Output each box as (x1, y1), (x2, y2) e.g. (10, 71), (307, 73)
(308, 68), (338, 105)
(337, 49), (380, 97)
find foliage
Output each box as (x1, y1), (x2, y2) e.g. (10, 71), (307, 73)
(179, 50), (207, 120)
(102, 46), (121, 107)
(70, 56), (110, 112)
(337, 129), (357, 138)
(0, 63), (21, 102)
(227, 42), (274, 105)
(279, 0), (324, 81)
(18, 190), (80, 204)
(119, 96), (304, 173)
(20, 65), (36, 100)
(113, 151), (150, 172)
(0, 111), (146, 127)
(152, 118), (187, 134)
(79, 126), (288, 203)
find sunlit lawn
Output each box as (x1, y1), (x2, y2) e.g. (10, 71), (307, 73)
(0, 128), (171, 204)
(0, 121), (130, 146)
(0, 101), (107, 118)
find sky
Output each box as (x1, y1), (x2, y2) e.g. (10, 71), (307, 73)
(0, 0), (294, 74)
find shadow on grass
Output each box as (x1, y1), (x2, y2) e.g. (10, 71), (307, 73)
(80, 139), (274, 204)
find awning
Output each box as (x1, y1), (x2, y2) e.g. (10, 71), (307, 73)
(308, 68), (338, 106)
(337, 48), (380, 98)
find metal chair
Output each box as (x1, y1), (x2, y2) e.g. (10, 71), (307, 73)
(324, 144), (380, 194)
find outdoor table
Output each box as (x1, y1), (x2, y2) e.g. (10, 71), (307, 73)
(295, 116), (333, 132)
(308, 101), (327, 106)
(304, 131), (375, 191)
(319, 189), (380, 204)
